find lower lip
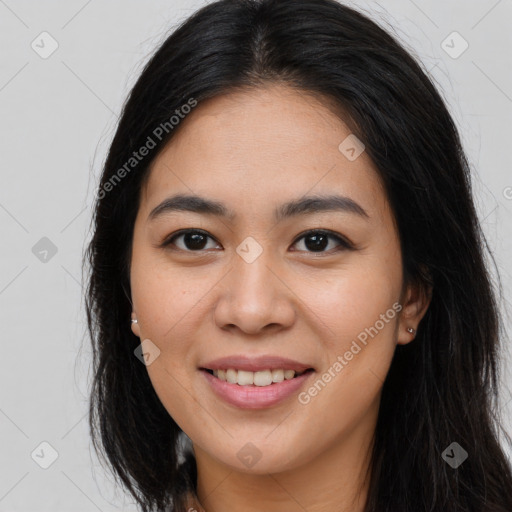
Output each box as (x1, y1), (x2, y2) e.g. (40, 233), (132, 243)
(201, 369), (314, 409)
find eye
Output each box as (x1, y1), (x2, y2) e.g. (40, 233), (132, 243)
(291, 229), (353, 253)
(160, 229), (220, 252)
(160, 228), (353, 254)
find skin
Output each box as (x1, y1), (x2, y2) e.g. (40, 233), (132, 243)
(129, 84), (431, 512)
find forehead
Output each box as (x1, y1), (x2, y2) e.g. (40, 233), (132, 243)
(141, 84), (387, 219)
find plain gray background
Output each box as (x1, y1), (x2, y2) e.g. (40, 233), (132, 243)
(1, 0), (511, 510)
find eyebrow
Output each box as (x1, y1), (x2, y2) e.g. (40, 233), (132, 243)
(148, 193), (369, 222)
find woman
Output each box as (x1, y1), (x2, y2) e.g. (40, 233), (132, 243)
(84, 0), (512, 510)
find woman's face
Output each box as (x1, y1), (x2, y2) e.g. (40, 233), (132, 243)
(130, 85), (426, 475)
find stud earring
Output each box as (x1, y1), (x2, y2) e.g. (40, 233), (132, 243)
(406, 327), (416, 334)
(131, 318), (138, 324)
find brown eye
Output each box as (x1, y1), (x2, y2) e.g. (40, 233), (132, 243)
(160, 228), (353, 254)
(291, 230), (353, 253)
(161, 229), (220, 251)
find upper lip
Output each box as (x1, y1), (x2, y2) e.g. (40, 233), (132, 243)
(201, 355), (314, 373)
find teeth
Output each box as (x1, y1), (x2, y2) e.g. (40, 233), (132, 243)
(272, 369), (284, 383)
(237, 370), (254, 386)
(226, 369), (237, 384)
(284, 369), (295, 380)
(254, 370), (273, 386)
(212, 368), (301, 386)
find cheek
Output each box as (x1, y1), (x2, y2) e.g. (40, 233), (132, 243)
(131, 254), (211, 342)
(296, 260), (401, 349)
(130, 265), (209, 427)
(291, 254), (401, 410)
(293, 275), (400, 445)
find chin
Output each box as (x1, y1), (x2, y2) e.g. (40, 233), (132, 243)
(210, 443), (304, 475)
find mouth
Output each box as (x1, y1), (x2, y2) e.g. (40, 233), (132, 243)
(200, 365), (316, 409)
(200, 367), (315, 387)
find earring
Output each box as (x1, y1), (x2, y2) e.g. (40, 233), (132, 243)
(131, 318), (138, 324)
(406, 327), (416, 334)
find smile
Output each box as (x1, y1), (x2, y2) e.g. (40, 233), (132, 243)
(201, 368), (315, 409)
(205, 368), (311, 386)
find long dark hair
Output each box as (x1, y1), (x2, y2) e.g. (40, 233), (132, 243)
(83, 0), (512, 510)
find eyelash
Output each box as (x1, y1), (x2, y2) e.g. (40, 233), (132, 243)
(159, 228), (354, 254)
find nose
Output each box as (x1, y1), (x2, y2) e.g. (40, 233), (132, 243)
(213, 249), (296, 336)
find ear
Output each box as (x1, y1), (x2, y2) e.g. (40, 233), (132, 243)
(397, 277), (432, 345)
(131, 311), (141, 338)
